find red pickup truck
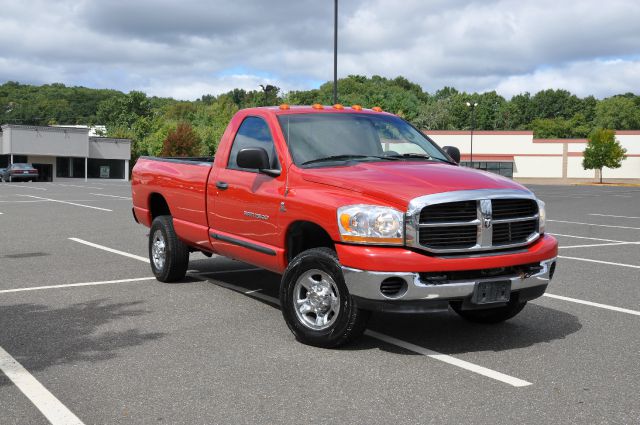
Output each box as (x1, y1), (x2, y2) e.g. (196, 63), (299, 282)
(132, 105), (557, 347)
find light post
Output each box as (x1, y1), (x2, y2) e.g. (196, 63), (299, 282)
(333, 0), (338, 105)
(466, 101), (478, 165)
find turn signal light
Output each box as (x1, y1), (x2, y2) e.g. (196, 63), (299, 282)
(312, 103), (323, 109)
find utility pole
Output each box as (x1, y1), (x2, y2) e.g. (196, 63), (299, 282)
(333, 0), (338, 105)
(466, 101), (478, 164)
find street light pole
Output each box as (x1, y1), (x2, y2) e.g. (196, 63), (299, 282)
(333, 0), (338, 105)
(466, 102), (478, 164)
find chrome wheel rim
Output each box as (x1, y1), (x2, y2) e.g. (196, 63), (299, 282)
(151, 229), (166, 270)
(293, 269), (340, 331)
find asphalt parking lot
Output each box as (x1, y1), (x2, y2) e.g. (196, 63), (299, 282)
(1, 180), (639, 424)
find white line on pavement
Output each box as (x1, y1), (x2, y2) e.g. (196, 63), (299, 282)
(1, 184), (47, 190)
(365, 330), (532, 387)
(589, 213), (640, 219)
(0, 346), (84, 425)
(17, 195), (112, 212)
(0, 277), (156, 294)
(542, 294), (640, 317)
(559, 242), (640, 249)
(68, 238), (149, 262)
(548, 219), (640, 230)
(195, 274), (532, 387)
(558, 255), (640, 269)
(90, 193), (132, 200)
(244, 288), (263, 294)
(550, 233), (629, 243)
(57, 184), (102, 190)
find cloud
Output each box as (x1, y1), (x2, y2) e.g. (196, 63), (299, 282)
(0, 0), (638, 99)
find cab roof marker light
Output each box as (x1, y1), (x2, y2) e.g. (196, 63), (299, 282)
(333, 104), (345, 110)
(351, 105), (363, 111)
(372, 106), (383, 112)
(279, 104), (290, 110)
(312, 103), (324, 110)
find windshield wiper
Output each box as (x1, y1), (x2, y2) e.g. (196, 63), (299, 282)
(386, 153), (455, 164)
(301, 155), (398, 166)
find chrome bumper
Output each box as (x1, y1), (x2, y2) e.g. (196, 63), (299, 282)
(342, 258), (556, 302)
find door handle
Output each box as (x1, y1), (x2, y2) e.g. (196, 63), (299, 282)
(216, 181), (229, 190)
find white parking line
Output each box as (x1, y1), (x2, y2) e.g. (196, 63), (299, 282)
(90, 193), (132, 200)
(558, 255), (640, 269)
(542, 294), (640, 317)
(550, 233), (629, 243)
(548, 219), (640, 230)
(17, 195), (112, 212)
(0, 277), (156, 294)
(589, 213), (640, 219)
(0, 346), (84, 425)
(57, 184), (102, 190)
(68, 238), (149, 262)
(200, 276), (532, 387)
(1, 184), (46, 190)
(365, 331), (531, 387)
(559, 242), (640, 249)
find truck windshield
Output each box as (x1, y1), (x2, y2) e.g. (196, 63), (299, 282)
(277, 113), (451, 167)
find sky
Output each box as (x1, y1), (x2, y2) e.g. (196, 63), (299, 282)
(1, 0), (639, 100)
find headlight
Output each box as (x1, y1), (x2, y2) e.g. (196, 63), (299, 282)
(337, 205), (404, 245)
(537, 199), (546, 234)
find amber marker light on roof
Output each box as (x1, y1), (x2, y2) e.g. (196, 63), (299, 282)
(312, 103), (324, 109)
(372, 106), (383, 112)
(279, 104), (290, 110)
(333, 104), (345, 110)
(351, 104), (363, 111)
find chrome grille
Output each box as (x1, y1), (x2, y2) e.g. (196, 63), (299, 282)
(406, 189), (540, 254)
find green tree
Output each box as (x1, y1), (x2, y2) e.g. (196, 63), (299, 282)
(160, 122), (201, 157)
(595, 96), (640, 130)
(582, 129), (627, 183)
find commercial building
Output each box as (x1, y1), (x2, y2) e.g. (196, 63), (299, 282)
(425, 130), (640, 181)
(0, 124), (131, 181)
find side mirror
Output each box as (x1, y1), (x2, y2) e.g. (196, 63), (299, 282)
(442, 146), (461, 164)
(236, 147), (281, 177)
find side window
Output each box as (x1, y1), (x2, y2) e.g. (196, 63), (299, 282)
(228, 116), (280, 171)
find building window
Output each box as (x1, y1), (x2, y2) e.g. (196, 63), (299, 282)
(461, 161), (514, 178)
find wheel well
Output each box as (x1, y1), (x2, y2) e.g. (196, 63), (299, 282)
(149, 193), (171, 219)
(286, 221), (335, 262)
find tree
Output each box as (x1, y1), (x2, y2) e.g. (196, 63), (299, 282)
(595, 96), (640, 130)
(160, 122), (201, 157)
(582, 129), (627, 183)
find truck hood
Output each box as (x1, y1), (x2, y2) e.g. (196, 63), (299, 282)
(301, 162), (529, 207)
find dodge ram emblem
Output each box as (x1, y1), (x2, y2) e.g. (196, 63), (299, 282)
(480, 199), (492, 229)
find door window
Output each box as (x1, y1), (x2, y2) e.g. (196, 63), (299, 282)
(227, 116), (280, 171)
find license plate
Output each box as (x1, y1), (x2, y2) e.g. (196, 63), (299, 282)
(471, 281), (511, 304)
(23, 171), (29, 174)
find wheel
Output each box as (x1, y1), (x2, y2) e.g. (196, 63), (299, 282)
(450, 299), (527, 324)
(280, 247), (370, 348)
(149, 215), (189, 282)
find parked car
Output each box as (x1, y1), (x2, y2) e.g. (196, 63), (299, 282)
(131, 105), (558, 348)
(1, 163), (39, 182)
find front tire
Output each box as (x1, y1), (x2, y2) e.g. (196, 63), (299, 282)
(450, 300), (527, 324)
(280, 247), (370, 348)
(149, 215), (189, 282)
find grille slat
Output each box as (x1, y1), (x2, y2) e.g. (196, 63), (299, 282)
(420, 201), (477, 224)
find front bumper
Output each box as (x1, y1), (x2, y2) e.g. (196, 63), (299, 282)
(342, 257), (556, 313)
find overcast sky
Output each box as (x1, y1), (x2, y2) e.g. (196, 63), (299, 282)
(1, 0), (639, 100)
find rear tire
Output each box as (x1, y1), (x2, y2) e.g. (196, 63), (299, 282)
(450, 300), (527, 324)
(149, 215), (190, 282)
(280, 247), (370, 348)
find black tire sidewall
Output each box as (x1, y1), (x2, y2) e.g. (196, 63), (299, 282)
(280, 248), (362, 347)
(149, 216), (188, 282)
